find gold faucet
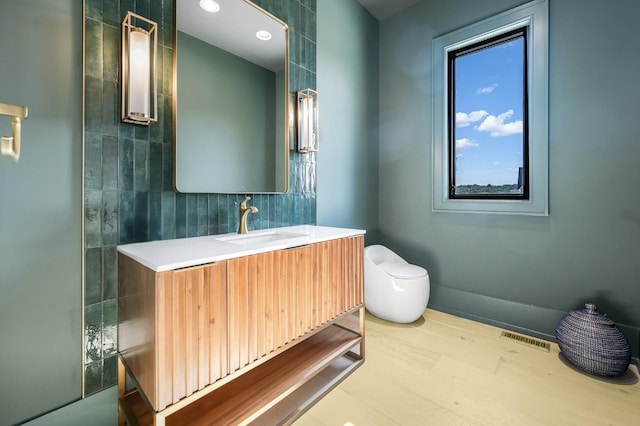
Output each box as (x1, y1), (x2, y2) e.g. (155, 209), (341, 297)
(238, 196), (258, 234)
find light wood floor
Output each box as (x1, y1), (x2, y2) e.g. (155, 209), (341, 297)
(294, 309), (640, 425)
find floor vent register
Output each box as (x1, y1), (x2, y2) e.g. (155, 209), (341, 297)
(500, 330), (551, 352)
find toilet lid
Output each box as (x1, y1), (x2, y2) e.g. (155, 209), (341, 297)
(379, 261), (427, 279)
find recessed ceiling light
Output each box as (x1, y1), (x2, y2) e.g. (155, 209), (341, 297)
(199, 0), (220, 13)
(256, 30), (272, 41)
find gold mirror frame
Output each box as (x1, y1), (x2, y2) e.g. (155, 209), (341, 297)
(173, 0), (290, 194)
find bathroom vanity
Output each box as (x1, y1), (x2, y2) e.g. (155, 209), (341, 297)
(116, 225), (365, 425)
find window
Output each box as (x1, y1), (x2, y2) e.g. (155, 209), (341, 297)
(433, 0), (548, 215)
(449, 28), (528, 200)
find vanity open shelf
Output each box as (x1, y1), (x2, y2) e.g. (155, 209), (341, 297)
(119, 315), (363, 425)
(116, 227), (365, 426)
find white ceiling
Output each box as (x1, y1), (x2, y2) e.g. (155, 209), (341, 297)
(356, 0), (422, 20)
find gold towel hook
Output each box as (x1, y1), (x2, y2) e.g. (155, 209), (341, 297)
(0, 101), (28, 163)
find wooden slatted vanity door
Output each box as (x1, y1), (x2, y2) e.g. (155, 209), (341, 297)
(312, 236), (364, 322)
(155, 262), (228, 410)
(227, 245), (314, 373)
(227, 236), (364, 374)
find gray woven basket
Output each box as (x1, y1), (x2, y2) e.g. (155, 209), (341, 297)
(555, 303), (631, 377)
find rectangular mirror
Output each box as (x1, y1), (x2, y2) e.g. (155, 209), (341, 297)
(174, 0), (289, 193)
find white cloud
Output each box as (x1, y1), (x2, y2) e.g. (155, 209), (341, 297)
(456, 138), (479, 148)
(476, 110), (523, 136)
(477, 84), (498, 95)
(493, 161), (501, 166)
(456, 110), (488, 127)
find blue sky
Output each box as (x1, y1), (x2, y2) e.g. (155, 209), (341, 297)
(453, 38), (524, 186)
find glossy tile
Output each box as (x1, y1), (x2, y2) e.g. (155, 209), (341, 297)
(134, 139), (149, 192)
(135, 0), (150, 19)
(175, 192), (187, 238)
(252, 194), (268, 230)
(102, 136), (118, 190)
(149, 191), (162, 241)
(186, 193), (198, 237)
(102, 190), (118, 245)
(119, 138), (134, 191)
(149, 142), (163, 191)
(162, 96), (173, 143)
(208, 194), (220, 234)
(84, 132), (102, 191)
(102, 299), (117, 358)
(119, 191), (135, 244)
(197, 194), (208, 236)
(285, 0), (300, 33)
(217, 194), (230, 234)
(161, 1), (174, 49)
(84, 302), (102, 364)
(85, 0), (102, 21)
(84, 18), (103, 79)
(302, 0), (316, 12)
(162, 143), (173, 191)
(85, 248), (103, 306)
(150, 93), (164, 144)
(102, 23), (119, 82)
(102, 0), (119, 27)
(85, 189), (102, 248)
(310, 194), (317, 223)
(134, 191), (149, 242)
(84, 361), (102, 395)
(102, 355), (118, 388)
(149, 1), (163, 39)
(269, 194), (283, 228)
(103, 246), (117, 301)
(118, 119), (134, 140)
(134, 121), (149, 142)
(161, 191), (176, 239)
(120, 0), (134, 20)
(162, 46), (174, 96)
(102, 78), (118, 137)
(85, 76), (103, 133)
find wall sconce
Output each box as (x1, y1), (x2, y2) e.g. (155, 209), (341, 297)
(121, 12), (157, 125)
(297, 88), (319, 153)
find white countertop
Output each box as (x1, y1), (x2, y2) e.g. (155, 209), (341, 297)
(117, 225), (366, 272)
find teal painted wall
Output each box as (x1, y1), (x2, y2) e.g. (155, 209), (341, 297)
(83, 0), (317, 397)
(378, 0), (640, 356)
(316, 0), (379, 243)
(23, 387), (117, 426)
(0, 1), (83, 424)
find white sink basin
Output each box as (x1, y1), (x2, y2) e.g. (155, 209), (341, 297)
(216, 230), (309, 246)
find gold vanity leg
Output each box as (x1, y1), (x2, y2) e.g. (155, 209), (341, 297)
(359, 305), (366, 361)
(118, 356), (126, 426)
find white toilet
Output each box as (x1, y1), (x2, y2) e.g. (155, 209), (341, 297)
(364, 245), (430, 323)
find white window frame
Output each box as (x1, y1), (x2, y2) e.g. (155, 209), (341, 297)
(432, 0), (548, 215)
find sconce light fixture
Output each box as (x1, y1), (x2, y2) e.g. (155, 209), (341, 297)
(297, 88), (319, 153)
(121, 12), (157, 125)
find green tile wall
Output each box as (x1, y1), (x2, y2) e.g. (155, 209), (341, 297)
(83, 0), (316, 394)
